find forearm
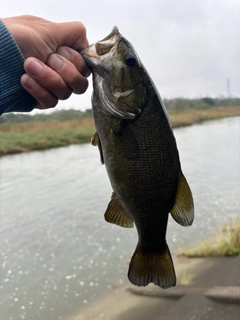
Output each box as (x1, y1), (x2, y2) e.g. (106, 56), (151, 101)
(0, 20), (36, 116)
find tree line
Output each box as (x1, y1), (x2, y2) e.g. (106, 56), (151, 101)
(164, 97), (240, 112)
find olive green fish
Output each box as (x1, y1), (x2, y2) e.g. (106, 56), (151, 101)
(81, 27), (194, 289)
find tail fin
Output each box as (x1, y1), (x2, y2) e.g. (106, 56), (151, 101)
(128, 244), (176, 289)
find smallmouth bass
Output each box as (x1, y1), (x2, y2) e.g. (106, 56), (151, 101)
(81, 27), (194, 288)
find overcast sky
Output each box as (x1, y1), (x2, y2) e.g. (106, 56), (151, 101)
(2, 0), (240, 111)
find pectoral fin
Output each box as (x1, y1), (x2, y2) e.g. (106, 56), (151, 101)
(111, 121), (140, 160)
(170, 171), (194, 226)
(105, 193), (134, 228)
(91, 131), (104, 164)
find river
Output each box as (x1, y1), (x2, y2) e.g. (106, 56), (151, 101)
(0, 116), (239, 320)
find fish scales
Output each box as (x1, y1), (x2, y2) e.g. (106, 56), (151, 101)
(97, 91), (178, 248)
(81, 27), (194, 288)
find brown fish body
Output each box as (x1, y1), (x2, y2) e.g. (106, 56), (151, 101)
(93, 81), (179, 247)
(81, 27), (194, 288)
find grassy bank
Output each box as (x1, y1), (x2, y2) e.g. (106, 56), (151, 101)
(178, 220), (240, 257)
(0, 106), (240, 156)
(0, 118), (95, 156)
(169, 106), (240, 127)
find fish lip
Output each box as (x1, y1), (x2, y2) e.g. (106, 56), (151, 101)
(80, 26), (121, 62)
(100, 26), (120, 41)
(80, 45), (98, 61)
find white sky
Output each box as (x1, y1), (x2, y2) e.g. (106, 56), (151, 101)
(2, 0), (240, 111)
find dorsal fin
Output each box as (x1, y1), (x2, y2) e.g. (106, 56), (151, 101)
(105, 193), (134, 228)
(170, 171), (194, 226)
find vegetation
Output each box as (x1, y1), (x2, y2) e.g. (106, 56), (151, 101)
(169, 106), (240, 128)
(178, 220), (240, 257)
(0, 118), (95, 156)
(177, 270), (196, 286)
(0, 98), (240, 156)
(164, 97), (240, 111)
(0, 108), (93, 124)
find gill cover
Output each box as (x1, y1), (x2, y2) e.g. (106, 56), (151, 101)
(81, 27), (148, 119)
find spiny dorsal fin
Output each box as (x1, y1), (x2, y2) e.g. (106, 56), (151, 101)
(91, 131), (104, 164)
(105, 193), (134, 228)
(170, 170), (194, 226)
(128, 244), (176, 288)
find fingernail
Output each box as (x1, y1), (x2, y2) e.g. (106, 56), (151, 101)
(57, 47), (72, 61)
(21, 74), (38, 89)
(48, 54), (64, 72)
(26, 59), (44, 77)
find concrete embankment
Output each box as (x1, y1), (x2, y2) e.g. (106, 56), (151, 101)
(72, 255), (240, 320)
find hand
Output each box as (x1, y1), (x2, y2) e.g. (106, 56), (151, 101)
(2, 15), (90, 109)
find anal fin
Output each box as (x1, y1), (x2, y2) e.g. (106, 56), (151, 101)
(105, 193), (134, 228)
(170, 170), (194, 226)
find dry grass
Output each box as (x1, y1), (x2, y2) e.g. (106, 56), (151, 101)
(169, 106), (240, 128)
(178, 220), (240, 257)
(177, 271), (196, 285)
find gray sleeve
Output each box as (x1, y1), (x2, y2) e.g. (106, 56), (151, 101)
(0, 20), (36, 116)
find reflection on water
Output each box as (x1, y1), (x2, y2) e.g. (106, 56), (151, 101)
(0, 117), (239, 319)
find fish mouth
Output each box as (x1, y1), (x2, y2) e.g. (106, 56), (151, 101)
(81, 26), (121, 64)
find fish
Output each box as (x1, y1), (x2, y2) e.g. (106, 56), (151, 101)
(81, 27), (194, 289)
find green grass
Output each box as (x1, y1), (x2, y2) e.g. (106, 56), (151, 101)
(178, 220), (240, 257)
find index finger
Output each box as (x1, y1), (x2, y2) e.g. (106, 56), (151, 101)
(57, 46), (91, 77)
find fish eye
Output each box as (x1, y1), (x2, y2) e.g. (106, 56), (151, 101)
(125, 53), (137, 67)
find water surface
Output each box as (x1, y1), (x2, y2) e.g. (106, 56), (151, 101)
(0, 116), (239, 320)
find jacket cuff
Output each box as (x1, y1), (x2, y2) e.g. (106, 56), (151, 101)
(0, 20), (36, 115)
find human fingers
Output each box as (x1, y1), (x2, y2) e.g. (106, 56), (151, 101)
(47, 53), (89, 94)
(57, 46), (91, 77)
(21, 74), (58, 109)
(23, 57), (73, 99)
